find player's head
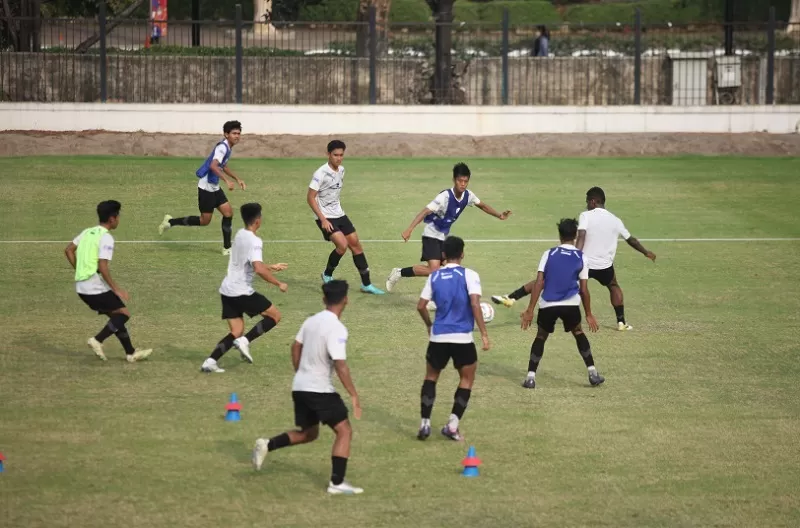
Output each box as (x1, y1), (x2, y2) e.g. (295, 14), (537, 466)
(586, 186), (605, 210)
(240, 202), (262, 230)
(327, 140), (346, 168)
(323, 280), (349, 312)
(223, 120), (242, 146)
(557, 218), (579, 243)
(443, 236), (465, 263)
(452, 162), (471, 193)
(97, 200), (122, 229)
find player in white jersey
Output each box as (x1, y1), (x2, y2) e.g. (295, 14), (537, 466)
(200, 203), (288, 373)
(385, 163), (511, 294)
(65, 200), (152, 363)
(307, 140), (384, 295)
(158, 120), (247, 256)
(251, 280), (364, 495)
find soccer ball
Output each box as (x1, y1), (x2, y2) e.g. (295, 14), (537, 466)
(480, 302), (495, 323)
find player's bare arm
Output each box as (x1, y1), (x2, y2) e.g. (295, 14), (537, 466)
(417, 298), (433, 333)
(402, 208), (434, 241)
(470, 293), (491, 351)
(476, 202), (512, 220)
(579, 279), (599, 332)
(576, 230), (586, 250)
(253, 261), (289, 292)
(306, 188), (333, 232)
(626, 236), (656, 261)
(291, 340), (302, 372)
(64, 242), (77, 269)
(334, 360), (362, 419)
(223, 165), (246, 190)
(97, 258), (128, 301)
(521, 272), (545, 330)
(210, 159), (234, 191)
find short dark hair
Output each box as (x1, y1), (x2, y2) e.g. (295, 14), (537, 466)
(240, 202), (262, 226)
(586, 186), (605, 204)
(97, 200), (121, 223)
(557, 218), (579, 241)
(323, 280), (349, 305)
(453, 162), (471, 179)
(443, 236), (465, 260)
(327, 140), (346, 153)
(223, 120), (242, 134)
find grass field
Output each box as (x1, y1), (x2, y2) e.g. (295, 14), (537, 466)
(1, 156), (799, 528)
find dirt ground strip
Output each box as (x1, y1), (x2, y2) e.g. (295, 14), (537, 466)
(2, 131), (800, 157)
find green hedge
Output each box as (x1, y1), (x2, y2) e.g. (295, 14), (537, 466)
(299, 0), (358, 22)
(478, 2), (560, 24)
(391, 0), (432, 23)
(563, 0), (704, 25)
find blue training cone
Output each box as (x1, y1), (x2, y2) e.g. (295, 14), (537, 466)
(461, 445), (482, 477)
(225, 393), (242, 422)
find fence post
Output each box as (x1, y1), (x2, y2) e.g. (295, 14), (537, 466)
(99, 1), (107, 103)
(368, 5), (377, 105)
(634, 8), (641, 105)
(766, 6), (775, 105)
(235, 4), (243, 104)
(501, 8), (509, 105)
(192, 0), (201, 47)
(724, 0), (733, 56)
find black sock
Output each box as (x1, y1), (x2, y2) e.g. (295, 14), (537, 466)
(614, 305), (625, 324)
(353, 252), (371, 286)
(244, 316), (277, 343)
(574, 332), (595, 368)
(267, 432), (291, 452)
(325, 249), (344, 277)
(331, 456), (348, 485)
(210, 333), (236, 361)
(169, 216), (202, 227)
(509, 286), (529, 300)
(400, 267), (415, 278)
(222, 216), (233, 249)
(95, 313), (129, 343)
(420, 379), (436, 419)
(115, 326), (136, 355)
(451, 387), (472, 419)
(528, 337), (545, 373)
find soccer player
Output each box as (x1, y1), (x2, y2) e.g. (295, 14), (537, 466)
(308, 140), (383, 295)
(385, 162), (511, 293)
(158, 120), (246, 256)
(65, 200), (152, 363)
(251, 280), (364, 495)
(519, 218), (604, 389)
(416, 236), (490, 442)
(200, 203), (288, 374)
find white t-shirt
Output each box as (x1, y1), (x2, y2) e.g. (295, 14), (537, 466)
(73, 229), (115, 295)
(309, 163), (346, 219)
(292, 310), (349, 393)
(420, 263), (482, 343)
(578, 208), (631, 270)
(198, 140), (230, 192)
(537, 244), (589, 308)
(219, 229), (263, 297)
(422, 189), (481, 241)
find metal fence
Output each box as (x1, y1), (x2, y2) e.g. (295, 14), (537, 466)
(2, 8), (799, 105)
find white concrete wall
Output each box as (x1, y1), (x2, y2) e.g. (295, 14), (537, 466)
(2, 103), (800, 135)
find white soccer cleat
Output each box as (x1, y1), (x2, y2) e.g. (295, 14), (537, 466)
(385, 268), (402, 292)
(158, 214), (172, 235)
(200, 358), (225, 373)
(252, 438), (268, 470)
(617, 322), (633, 331)
(87, 337), (107, 361)
(222, 248), (231, 257)
(126, 349), (153, 363)
(234, 336), (253, 364)
(327, 481), (364, 495)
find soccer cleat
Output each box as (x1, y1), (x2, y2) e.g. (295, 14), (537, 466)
(589, 371), (605, 386)
(200, 359), (225, 373)
(126, 349), (153, 363)
(441, 424), (463, 442)
(522, 376), (536, 389)
(360, 284), (385, 295)
(491, 295), (515, 308)
(327, 481), (364, 495)
(321, 273), (333, 284)
(385, 268), (402, 292)
(158, 214), (172, 235)
(417, 424), (431, 440)
(222, 248), (231, 257)
(87, 337), (107, 361)
(617, 322), (633, 331)
(252, 438), (268, 470)
(234, 337), (253, 364)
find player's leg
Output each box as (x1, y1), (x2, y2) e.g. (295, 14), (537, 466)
(606, 268), (631, 330)
(523, 307), (556, 388)
(387, 237), (442, 292)
(492, 279), (535, 308)
(418, 348), (443, 440)
(442, 343), (479, 441)
(159, 189), (215, 234)
(252, 392), (322, 470)
(344, 227), (384, 295)
(234, 299), (280, 364)
(324, 394), (362, 494)
(568, 312), (605, 386)
(201, 296), (245, 373)
(321, 227), (348, 283)
(217, 197), (234, 255)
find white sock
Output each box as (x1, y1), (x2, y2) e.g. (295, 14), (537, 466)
(588, 366), (597, 374)
(235, 336), (249, 345)
(421, 418), (430, 428)
(527, 371), (536, 378)
(448, 414), (459, 430)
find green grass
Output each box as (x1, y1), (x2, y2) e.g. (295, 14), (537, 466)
(1, 156), (799, 528)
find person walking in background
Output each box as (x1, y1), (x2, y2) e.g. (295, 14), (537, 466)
(533, 25), (550, 57)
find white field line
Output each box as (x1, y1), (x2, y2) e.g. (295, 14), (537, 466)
(1, 238), (799, 244)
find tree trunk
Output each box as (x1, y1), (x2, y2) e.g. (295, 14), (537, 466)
(75, 0), (145, 53)
(788, 0), (800, 34)
(351, 0), (391, 103)
(432, 0), (454, 104)
(1, 0), (18, 50)
(254, 0), (271, 23)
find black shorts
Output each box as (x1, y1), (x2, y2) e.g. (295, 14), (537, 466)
(315, 215), (356, 242)
(198, 188), (229, 213)
(426, 341), (478, 371)
(537, 305), (582, 334)
(588, 266), (616, 287)
(292, 391), (349, 430)
(420, 236), (445, 263)
(79, 291), (126, 315)
(220, 293), (272, 320)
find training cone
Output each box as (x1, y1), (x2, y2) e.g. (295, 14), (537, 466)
(225, 393), (242, 421)
(0, 452), (5, 473)
(461, 445), (482, 477)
